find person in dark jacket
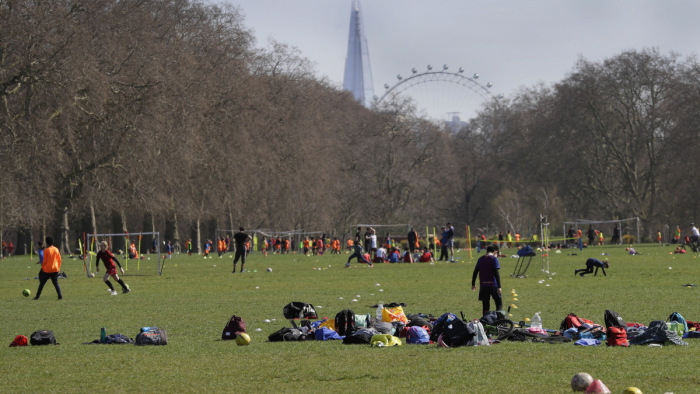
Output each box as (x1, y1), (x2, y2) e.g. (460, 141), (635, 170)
(575, 258), (609, 277)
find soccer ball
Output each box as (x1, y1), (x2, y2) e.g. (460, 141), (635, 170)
(622, 388), (642, 394)
(266, 268), (272, 272)
(22, 289), (31, 297)
(235, 333), (251, 346)
(88, 273), (95, 278)
(571, 372), (593, 392)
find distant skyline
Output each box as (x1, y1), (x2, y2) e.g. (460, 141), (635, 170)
(225, 0), (700, 120)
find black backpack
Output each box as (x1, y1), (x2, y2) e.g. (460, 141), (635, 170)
(268, 327), (303, 342)
(222, 315), (247, 340)
(135, 328), (168, 346)
(430, 313), (458, 342)
(283, 302), (318, 320)
(604, 310), (626, 329)
(335, 309), (357, 336)
(30, 330), (57, 345)
(440, 319), (475, 347)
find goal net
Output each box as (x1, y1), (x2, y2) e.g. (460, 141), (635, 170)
(86, 232), (163, 276)
(562, 217), (640, 245)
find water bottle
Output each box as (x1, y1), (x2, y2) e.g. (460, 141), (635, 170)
(531, 312), (542, 330)
(376, 302), (384, 321)
(141, 327), (153, 333)
(100, 327), (106, 343)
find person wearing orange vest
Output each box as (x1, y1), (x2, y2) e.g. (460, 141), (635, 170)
(332, 237), (341, 254)
(33, 236), (63, 300)
(217, 237), (226, 257)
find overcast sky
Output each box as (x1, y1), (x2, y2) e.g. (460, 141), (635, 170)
(221, 0), (700, 120)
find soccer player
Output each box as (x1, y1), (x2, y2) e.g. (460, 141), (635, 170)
(575, 258), (609, 277)
(471, 244), (502, 316)
(346, 241), (372, 267)
(95, 241), (130, 295)
(232, 227), (252, 273)
(33, 237), (63, 300)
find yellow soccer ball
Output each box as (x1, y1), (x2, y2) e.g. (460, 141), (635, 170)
(235, 333), (251, 346)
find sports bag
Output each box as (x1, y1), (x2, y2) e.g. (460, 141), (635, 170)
(467, 320), (490, 346)
(606, 326), (629, 347)
(135, 327), (168, 346)
(440, 318), (474, 347)
(430, 313), (458, 342)
(335, 309), (356, 337)
(559, 313), (594, 331)
(30, 330), (57, 345)
(342, 328), (379, 345)
(406, 326), (430, 344)
(268, 327), (302, 342)
(222, 315), (247, 340)
(9, 335), (28, 347)
(283, 302), (318, 320)
(668, 312), (688, 332)
(354, 313), (372, 328)
(604, 310), (626, 328)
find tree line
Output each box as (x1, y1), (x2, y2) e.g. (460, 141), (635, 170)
(2, 0), (699, 254)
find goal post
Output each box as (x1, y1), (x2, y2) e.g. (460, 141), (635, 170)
(87, 232), (162, 276)
(563, 217), (640, 245)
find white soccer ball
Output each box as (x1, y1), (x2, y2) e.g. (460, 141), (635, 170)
(88, 273), (95, 278)
(266, 268), (272, 272)
(571, 372), (593, 392)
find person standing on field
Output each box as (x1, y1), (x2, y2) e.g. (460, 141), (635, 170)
(95, 241), (130, 295)
(446, 222), (455, 262)
(33, 237), (63, 300)
(471, 244), (502, 316)
(232, 227), (252, 273)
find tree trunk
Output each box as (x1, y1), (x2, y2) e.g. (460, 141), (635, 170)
(196, 218), (201, 255)
(61, 206), (70, 255)
(172, 211), (181, 253)
(90, 203), (98, 237)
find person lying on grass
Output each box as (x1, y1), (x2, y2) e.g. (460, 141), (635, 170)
(575, 258), (609, 277)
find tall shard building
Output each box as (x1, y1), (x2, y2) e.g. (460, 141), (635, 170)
(343, 0), (374, 107)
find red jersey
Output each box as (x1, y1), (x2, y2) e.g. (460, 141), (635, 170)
(96, 250), (118, 270)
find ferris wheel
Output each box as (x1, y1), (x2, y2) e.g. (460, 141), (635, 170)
(374, 64), (501, 127)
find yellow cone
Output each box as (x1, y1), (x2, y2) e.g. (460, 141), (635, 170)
(512, 298), (519, 301)
(524, 317), (531, 322)
(510, 304), (518, 309)
(512, 294), (518, 297)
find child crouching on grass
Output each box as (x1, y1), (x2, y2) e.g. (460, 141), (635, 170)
(96, 241), (130, 295)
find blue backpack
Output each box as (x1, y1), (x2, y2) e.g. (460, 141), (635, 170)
(668, 312), (688, 332)
(406, 326), (430, 344)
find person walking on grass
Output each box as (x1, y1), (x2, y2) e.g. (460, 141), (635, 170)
(575, 258), (609, 277)
(471, 244), (502, 316)
(233, 227), (252, 273)
(33, 237), (63, 300)
(96, 241), (130, 295)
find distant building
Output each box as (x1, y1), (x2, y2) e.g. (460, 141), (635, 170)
(343, 0), (374, 107)
(445, 112), (468, 133)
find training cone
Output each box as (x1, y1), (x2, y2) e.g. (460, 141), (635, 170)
(584, 379), (611, 393)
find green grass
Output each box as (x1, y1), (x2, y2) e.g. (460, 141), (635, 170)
(2, 244), (700, 393)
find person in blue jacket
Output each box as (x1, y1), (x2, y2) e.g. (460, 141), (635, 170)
(575, 258), (609, 277)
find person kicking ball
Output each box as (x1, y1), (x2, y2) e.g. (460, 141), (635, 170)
(96, 241), (131, 295)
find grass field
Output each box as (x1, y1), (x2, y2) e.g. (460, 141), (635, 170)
(2, 243), (700, 393)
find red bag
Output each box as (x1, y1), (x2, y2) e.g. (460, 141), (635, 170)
(606, 326), (629, 347)
(9, 335), (28, 347)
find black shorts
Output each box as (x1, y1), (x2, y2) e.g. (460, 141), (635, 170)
(478, 286), (501, 302)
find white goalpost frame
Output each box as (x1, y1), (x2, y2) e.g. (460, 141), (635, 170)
(562, 217), (640, 245)
(87, 232), (162, 277)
